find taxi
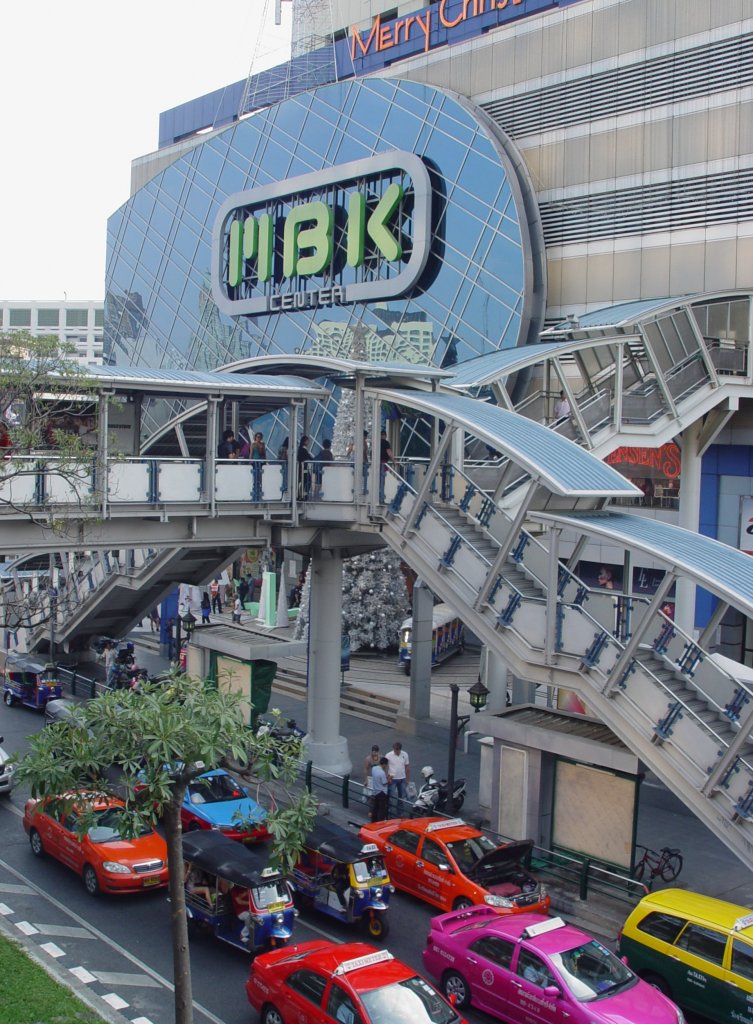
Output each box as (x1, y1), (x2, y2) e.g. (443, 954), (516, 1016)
(618, 889), (753, 1024)
(246, 940), (467, 1024)
(358, 816), (549, 914)
(23, 791), (168, 896)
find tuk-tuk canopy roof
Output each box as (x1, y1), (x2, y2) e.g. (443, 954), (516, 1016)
(304, 820), (380, 863)
(181, 829), (282, 888)
(5, 654), (55, 675)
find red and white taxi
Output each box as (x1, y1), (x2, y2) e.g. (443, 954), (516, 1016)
(246, 940), (467, 1024)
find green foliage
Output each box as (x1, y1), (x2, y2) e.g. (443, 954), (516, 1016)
(16, 673), (317, 867)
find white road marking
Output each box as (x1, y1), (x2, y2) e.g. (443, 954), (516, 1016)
(34, 923), (93, 938)
(0, 903), (12, 915)
(0, 881), (33, 893)
(0, 855), (232, 1024)
(94, 971), (161, 988)
(103, 993), (130, 1010)
(131, 1017), (157, 1024)
(40, 941), (66, 958)
(70, 966), (97, 984)
(15, 920), (39, 935)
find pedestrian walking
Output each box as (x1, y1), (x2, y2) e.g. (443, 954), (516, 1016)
(385, 741), (410, 816)
(553, 390), (571, 419)
(103, 641), (118, 690)
(210, 578), (222, 614)
(370, 757), (390, 822)
(200, 591), (211, 624)
(297, 435), (313, 500)
(363, 744), (381, 806)
(232, 596), (242, 624)
(149, 607), (160, 633)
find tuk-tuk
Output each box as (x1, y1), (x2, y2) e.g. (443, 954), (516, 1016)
(3, 655), (62, 710)
(291, 820), (393, 939)
(181, 830), (296, 955)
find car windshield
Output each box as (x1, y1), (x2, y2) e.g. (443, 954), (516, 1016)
(251, 881), (289, 908)
(550, 940), (636, 1001)
(87, 807), (153, 843)
(353, 856), (388, 883)
(445, 835), (498, 870)
(188, 774), (246, 804)
(360, 975), (458, 1024)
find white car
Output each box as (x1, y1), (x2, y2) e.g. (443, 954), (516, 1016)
(0, 735), (16, 795)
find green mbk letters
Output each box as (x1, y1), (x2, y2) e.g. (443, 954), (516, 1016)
(212, 151), (432, 317)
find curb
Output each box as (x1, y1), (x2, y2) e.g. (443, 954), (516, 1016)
(0, 910), (133, 1024)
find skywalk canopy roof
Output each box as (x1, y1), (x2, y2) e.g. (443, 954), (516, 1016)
(222, 354), (451, 384)
(368, 389), (639, 498)
(532, 510), (753, 613)
(81, 365), (329, 401)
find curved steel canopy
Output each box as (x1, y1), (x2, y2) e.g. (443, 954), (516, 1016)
(367, 388), (640, 498)
(532, 510), (753, 615)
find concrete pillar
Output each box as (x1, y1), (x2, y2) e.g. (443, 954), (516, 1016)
(482, 647), (509, 714)
(676, 421), (702, 637)
(409, 581), (433, 720)
(303, 549), (352, 774)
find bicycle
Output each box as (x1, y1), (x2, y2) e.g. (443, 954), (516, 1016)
(631, 845), (683, 886)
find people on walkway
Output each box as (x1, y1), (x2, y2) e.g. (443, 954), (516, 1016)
(297, 435), (313, 500)
(554, 390), (571, 419)
(218, 429), (240, 459)
(232, 595), (242, 624)
(370, 757), (390, 822)
(385, 741), (410, 815)
(103, 641), (118, 689)
(200, 591), (211, 624)
(314, 438), (334, 496)
(363, 744), (380, 807)
(149, 607), (160, 633)
(209, 578), (222, 613)
(379, 430), (392, 501)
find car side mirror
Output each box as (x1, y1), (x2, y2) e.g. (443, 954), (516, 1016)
(543, 985), (561, 999)
(438, 863), (453, 873)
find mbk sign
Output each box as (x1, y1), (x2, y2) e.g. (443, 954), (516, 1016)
(212, 151), (432, 317)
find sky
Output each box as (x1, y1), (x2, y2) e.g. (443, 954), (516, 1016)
(0, 0), (293, 301)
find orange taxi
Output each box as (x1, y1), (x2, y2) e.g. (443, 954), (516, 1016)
(23, 791), (169, 896)
(359, 817), (549, 915)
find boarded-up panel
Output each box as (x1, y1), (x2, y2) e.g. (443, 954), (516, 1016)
(216, 655), (252, 724)
(552, 761), (635, 870)
(498, 746), (528, 840)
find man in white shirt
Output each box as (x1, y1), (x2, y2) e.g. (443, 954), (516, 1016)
(385, 741), (410, 815)
(553, 390), (570, 419)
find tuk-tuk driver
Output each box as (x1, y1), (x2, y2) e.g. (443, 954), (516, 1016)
(329, 862), (350, 909)
(228, 883), (253, 943)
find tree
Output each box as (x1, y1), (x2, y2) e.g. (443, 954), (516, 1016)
(16, 672), (318, 1024)
(0, 330), (100, 633)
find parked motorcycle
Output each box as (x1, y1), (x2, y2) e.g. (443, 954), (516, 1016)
(255, 717), (305, 764)
(410, 765), (466, 816)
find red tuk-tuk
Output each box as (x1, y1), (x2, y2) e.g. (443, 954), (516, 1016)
(3, 654), (62, 710)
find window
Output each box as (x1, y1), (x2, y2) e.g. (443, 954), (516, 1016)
(37, 308), (60, 327)
(287, 969), (327, 1006)
(470, 935), (515, 970)
(637, 912), (686, 944)
(9, 308), (31, 327)
(731, 940), (753, 981)
(517, 950), (556, 989)
(676, 924), (727, 967)
(390, 829), (420, 855)
(421, 837), (451, 869)
(66, 308), (89, 328)
(94, 308), (104, 327)
(327, 983), (363, 1024)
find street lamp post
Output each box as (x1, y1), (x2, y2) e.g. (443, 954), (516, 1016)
(446, 676), (490, 815)
(178, 609), (196, 669)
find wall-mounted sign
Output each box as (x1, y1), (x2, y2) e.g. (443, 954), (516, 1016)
(605, 443), (681, 479)
(212, 151), (432, 317)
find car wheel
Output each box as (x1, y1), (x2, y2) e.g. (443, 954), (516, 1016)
(364, 912), (389, 940)
(262, 1004), (284, 1024)
(443, 970), (471, 1009)
(29, 829), (45, 858)
(452, 897), (473, 910)
(643, 972), (671, 996)
(3, 691), (14, 707)
(83, 864), (100, 896)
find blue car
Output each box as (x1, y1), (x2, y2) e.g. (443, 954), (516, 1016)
(181, 769), (269, 843)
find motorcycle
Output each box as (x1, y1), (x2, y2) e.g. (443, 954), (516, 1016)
(410, 765), (466, 816)
(255, 716), (305, 764)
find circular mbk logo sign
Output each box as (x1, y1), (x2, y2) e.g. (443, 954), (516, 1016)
(212, 151), (432, 317)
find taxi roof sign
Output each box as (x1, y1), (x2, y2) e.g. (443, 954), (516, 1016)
(522, 917), (566, 939)
(733, 914), (753, 932)
(334, 950), (394, 975)
(426, 818), (466, 833)
(360, 843), (379, 855)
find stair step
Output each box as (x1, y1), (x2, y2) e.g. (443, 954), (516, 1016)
(273, 670), (400, 728)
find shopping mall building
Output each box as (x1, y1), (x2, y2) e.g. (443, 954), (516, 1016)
(105, 0), (753, 643)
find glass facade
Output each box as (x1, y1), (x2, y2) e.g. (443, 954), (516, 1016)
(106, 78), (544, 441)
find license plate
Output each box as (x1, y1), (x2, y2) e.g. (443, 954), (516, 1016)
(142, 876), (161, 887)
(267, 901), (286, 911)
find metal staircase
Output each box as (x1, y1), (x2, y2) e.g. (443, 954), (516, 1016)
(378, 464), (753, 869)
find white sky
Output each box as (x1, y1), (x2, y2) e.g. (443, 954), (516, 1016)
(0, 0), (293, 301)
